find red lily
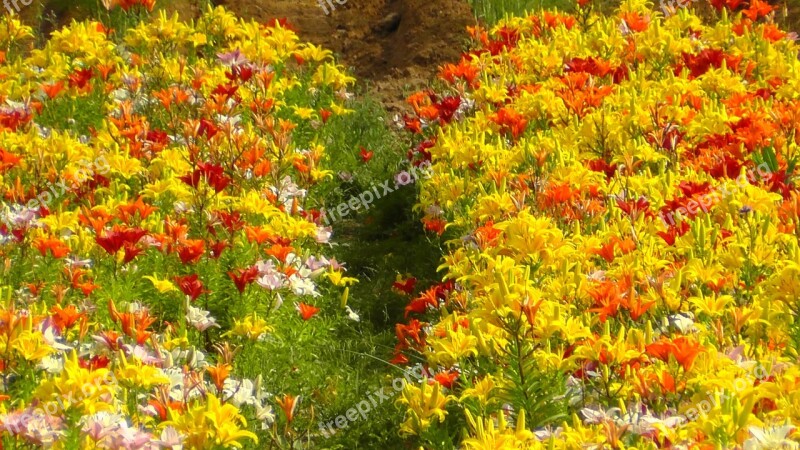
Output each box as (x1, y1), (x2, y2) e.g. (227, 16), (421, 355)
(95, 226), (147, 255)
(228, 266), (259, 294)
(392, 276), (417, 295)
(433, 371), (459, 389)
(34, 237), (70, 259)
(177, 239), (205, 264)
(359, 147), (374, 163)
(174, 274), (207, 301)
(297, 302), (320, 321)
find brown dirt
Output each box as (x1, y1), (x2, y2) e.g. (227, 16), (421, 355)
(213, 0), (475, 112)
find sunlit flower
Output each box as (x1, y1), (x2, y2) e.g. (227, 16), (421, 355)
(744, 424), (798, 450)
(186, 305), (219, 331)
(296, 302), (320, 321)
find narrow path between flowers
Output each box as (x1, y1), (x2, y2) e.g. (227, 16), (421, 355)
(314, 146), (443, 447)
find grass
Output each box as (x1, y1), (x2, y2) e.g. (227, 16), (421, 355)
(302, 88), (444, 448)
(468, 0), (576, 23)
(468, 0), (800, 29)
(776, 0), (800, 31)
(466, 0), (618, 25)
(21, 0), (207, 39)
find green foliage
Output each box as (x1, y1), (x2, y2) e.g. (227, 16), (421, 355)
(496, 337), (569, 429)
(468, 0), (576, 24)
(35, 80), (108, 135)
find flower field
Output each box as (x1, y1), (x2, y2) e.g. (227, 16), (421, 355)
(0, 5), (378, 448)
(1, 0), (800, 448)
(396, 0), (800, 448)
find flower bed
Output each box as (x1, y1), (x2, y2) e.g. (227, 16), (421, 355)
(397, 0), (800, 448)
(0, 6), (360, 448)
